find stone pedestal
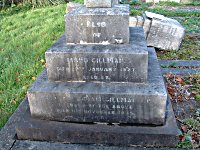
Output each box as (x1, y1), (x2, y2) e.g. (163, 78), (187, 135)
(46, 28), (148, 82)
(65, 4), (129, 44)
(15, 2), (179, 147)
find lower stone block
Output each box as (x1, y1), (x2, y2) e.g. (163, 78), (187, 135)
(28, 48), (167, 125)
(16, 98), (179, 147)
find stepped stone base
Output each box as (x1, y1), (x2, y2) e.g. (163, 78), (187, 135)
(16, 98), (179, 147)
(46, 27), (148, 82)
(28, 48), (167, 125)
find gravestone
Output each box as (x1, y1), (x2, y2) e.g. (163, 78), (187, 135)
(129, 11), (185, 50)
(147, 16), (185, 50)
(16, 0), (179, 147)
(85, 0), (112, 8)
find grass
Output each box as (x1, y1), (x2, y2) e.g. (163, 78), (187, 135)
(0, 4), (66, 129)
(130, 5), (200, 17)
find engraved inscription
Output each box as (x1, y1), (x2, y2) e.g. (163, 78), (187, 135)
(55, 56), (136, 81)
(93, 33), (101, 37)
(87, 21), (106, 28)
(87, 21), (106, 38)
(55, 95), (141, 120)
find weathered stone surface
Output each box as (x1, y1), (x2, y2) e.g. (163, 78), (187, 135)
(145, 11), (165, 20)
(129, 16), (137, 27)
(66, 2), (83, 12)
(136, 16), (144, 27)
(129, 12), (185, 50)
(85, 0), (112, 8)
(112, 0), (119, 5)
(46, 27), (147, 82)
(65, 4), (129, 44)
(0, 97), (179, 149)
(16, 97), (179, 147)
(147, 17), (185, 50)
(142, 14), (151, 39)
(0, 99), (29, 150)
(12, 140), (181, 150)
(30, 48), (166, 125)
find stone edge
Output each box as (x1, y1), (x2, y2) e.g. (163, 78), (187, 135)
(13, 97), (179, 147)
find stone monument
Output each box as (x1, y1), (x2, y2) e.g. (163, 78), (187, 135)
(16, 0), (179, 147)
(129, 11), (185, 50)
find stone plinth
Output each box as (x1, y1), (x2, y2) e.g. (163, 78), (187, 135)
(65, 4), (129, 44)
(28, 48), (167, 125)
(16, 97), (179, 147)
(46, 28), (148, 82)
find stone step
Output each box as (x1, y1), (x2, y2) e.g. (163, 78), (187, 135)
(46, 27), (148, 82)
(65, 4), (129, 44)
(16, 98), (179, 147)
(28, 48), (167, 125)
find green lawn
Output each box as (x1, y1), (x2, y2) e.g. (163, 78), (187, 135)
(0, 4), (66, 129)
(0, 2), (200, 129)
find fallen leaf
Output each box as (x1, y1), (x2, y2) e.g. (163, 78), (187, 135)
(16, 78), (20, 82)
(32, 76), (36, 81)
(176, 75), (184, 84)
(12, 100), (16, 105)
(181, 125), (188, 132)
(40, 59), (45, 63)
(179, 134), (184, 141)
(165, 73), (174, 79)
(192, 91), (199, 95)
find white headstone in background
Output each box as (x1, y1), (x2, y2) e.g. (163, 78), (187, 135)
(84, 0), (112, 8)
(129, 11), (185, 50)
